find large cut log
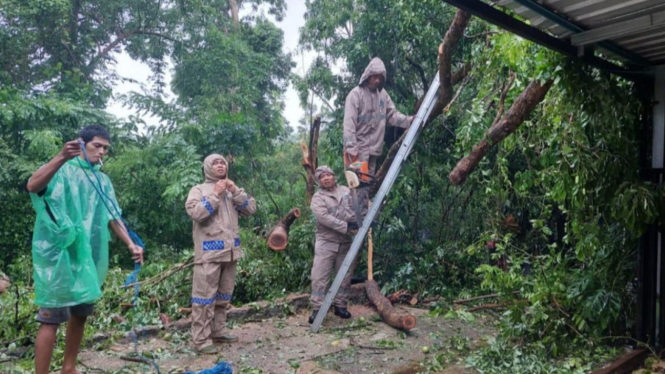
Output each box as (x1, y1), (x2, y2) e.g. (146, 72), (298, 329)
(365, 280), (417, 331)
(364, 227), (416, 330)
(449, 79), (553, 185)
(267, 208), (301, 251)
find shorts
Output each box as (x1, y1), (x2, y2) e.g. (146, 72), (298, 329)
(36, 304), (95, 324)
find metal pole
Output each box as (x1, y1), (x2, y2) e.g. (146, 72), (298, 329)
(310, 74), (441, 332)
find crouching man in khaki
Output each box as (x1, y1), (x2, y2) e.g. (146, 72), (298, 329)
(309, 166), (359, 324)
(185, 154), (256, 354)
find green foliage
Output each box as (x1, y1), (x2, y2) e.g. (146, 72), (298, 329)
(466, 336), (623, 374)
(2, 0), (664, 372)
(298, 0), (663, 369)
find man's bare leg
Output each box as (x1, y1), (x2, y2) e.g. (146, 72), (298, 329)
(35, 323), (58, 374)
(60, 314), (87, 374)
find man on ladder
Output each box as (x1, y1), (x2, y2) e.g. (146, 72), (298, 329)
(343, 57), (414, 218)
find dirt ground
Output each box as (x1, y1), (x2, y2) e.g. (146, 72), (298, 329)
(58, 304), (495, 374)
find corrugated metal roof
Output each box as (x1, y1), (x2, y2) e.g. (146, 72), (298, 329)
(496, 0), (665, 65)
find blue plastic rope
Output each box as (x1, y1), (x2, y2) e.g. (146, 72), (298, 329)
(76, 141), (143, 306)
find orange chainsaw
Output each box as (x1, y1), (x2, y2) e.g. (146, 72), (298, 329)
(343, 152), (376, 228)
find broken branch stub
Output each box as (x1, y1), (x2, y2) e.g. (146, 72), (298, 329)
(0, 273), (9, 294)
(267, 208), (301, 251)
(302, 115), (322, 202)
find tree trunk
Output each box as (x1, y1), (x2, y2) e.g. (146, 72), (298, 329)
(365, 280), (416, 330)
(267, 208), (301, 251)
(302, 115), (321, 202)
(449, 79), (553, 185)
(228, 0), (239, 30)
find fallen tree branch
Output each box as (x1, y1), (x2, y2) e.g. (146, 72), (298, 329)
(467, 303), (504, 312)
(357, 344), (397, 351)
(439, 10), (472, 106)
(370, 10), (472, 198)
(455, 293), (499, 304)
(449, 78), (553, 185)
(124, 257), (194, 288)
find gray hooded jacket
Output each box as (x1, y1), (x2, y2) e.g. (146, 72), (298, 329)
(343, 58), (411, 156)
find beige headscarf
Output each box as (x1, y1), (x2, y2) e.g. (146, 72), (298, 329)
(315, 165), (336, 188)
(203, 154), (228, 183)
(315, 165), (334, 180)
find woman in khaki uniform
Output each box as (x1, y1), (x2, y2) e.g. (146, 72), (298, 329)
(185, 154), (256, 354)
(309, 166), (358, 323)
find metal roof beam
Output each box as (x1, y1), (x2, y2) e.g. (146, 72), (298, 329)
(511, 0), (653, 66)
(572, 10), (665, 47)
(440, 0), (641, 81)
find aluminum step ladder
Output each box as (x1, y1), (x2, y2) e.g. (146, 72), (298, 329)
(311, 74), (441, 332)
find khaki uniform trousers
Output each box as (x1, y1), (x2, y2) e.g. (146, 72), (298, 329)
(191, 261), (237, 350)
(310, 241), (358, 309)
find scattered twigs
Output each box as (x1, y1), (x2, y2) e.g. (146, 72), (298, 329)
(454, 293), (501, 305)
(357, 344), (397, 351)
(455, 291), (521, 305)
(123, 257), (194, 288)
(299, 348), (347, 363)
(467, 303), (504, 312)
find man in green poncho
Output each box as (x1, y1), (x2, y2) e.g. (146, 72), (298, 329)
(26, 124), (144, 374)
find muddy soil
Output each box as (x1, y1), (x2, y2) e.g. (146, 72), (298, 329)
(65, 304), (494, 374)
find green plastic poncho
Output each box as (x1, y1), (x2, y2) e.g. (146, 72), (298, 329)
(30, 158), (121, 307)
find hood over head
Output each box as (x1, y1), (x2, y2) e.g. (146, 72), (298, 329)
(358, 57), (387, 90)
(203, 154), (228, 183)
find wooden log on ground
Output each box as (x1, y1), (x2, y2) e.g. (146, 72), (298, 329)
(365, 280), (417, 330)
(267, 208), (301, 251)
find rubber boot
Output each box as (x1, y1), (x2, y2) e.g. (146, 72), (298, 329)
(334, 306), (351, 319)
